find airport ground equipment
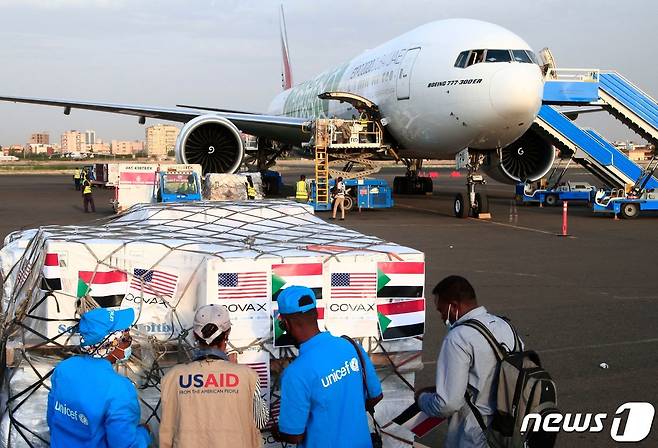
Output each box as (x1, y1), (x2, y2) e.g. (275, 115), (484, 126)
(308, 178), (393, 212)
(515, 181), (596, 206)
(307, 109), (387, 211)
(113, 163), (203, 212)
(538, 69), (658, 192)
(91, 163), (120, 188)
(593, 156), (658, 218)
(156, 169), (202, 203)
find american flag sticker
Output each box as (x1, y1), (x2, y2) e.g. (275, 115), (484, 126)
(218, 272), (268, 300)
(238, 350), (271, 410)
(129, 268), (178, 300)
(213, 266), (271, 340)
(325, 265), (379, 338)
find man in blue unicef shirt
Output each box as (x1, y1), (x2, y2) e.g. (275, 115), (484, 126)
(47, 307), (151, 448)
(272, 286), (383, 447)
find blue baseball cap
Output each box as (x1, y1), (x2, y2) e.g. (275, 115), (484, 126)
(79, 308), (135, 346)
(277, 286), (317, 315)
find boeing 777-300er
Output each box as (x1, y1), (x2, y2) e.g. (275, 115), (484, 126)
(0, 10), (551, 217)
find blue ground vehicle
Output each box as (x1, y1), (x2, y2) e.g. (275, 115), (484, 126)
(516, 181), (597, 206)
(308, 178), (393, 211)
(157, 171), (202, 203)
(593, 157), (658, 218)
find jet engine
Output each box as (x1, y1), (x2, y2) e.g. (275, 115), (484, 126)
(175, 115), (244, 174)
(482, 129), (555, 184)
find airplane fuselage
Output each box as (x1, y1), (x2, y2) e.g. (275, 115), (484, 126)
(268, 19), (544, 158)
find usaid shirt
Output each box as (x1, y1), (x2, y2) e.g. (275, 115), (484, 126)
(278, 332), (382, 448)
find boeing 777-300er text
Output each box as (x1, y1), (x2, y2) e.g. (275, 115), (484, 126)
(0, 10), (551, 216)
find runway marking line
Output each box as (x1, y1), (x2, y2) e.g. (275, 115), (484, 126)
(394, 203), (577, 238)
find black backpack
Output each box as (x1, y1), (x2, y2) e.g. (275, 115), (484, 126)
(459, 319), (558, 448)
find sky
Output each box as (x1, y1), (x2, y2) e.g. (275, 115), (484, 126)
(0, 0), (655, 146)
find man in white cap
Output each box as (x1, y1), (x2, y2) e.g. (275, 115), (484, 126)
(159, 304), (269, 448)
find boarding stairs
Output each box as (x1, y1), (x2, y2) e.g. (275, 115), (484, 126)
(534, 105), (658, 189)
(598, 72), (658, 145)
(537, 68), (658, 189)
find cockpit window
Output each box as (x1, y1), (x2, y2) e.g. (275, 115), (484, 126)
(525, 50), (539, 64)
(454, 51), (469, 68)
(512, 49), (532, 63)
(456, 48), (539, 68)
(485, 50), (511, 62)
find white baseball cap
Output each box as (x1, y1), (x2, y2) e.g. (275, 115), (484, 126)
(193, 304), (232, 344)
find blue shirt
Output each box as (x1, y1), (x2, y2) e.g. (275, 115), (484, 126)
(278, 332), (382, 448)
(47, 355), (151, 448)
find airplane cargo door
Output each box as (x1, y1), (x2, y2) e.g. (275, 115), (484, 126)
(396, 47), (421, 100)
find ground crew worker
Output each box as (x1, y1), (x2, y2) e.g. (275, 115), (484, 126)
(331, 176), (347, 220)
(296, 175), (309, 202)
(272, 286), (383, 447)
(47, 308), (151, 448)
(73, 168), (82, 191)
(415, 276), (526, 448)
(245, 175), (257, 200)
(160, 304), (269, 448)
(82, 177), (96, 213)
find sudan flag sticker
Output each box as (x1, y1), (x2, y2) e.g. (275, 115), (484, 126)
(377, 262), (424, 298)
(271, 263), (322, 300)
(41, 253), (62, 291)
(78, 270), (128, 308)
(377, 299), (425, 340)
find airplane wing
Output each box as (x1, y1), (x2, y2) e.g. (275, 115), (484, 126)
(0, 95), (309, 145)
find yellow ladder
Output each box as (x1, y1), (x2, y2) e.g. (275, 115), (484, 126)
(314, 119), (330, 207)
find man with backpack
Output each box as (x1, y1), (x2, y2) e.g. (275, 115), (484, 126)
(416, 275), (557, 448)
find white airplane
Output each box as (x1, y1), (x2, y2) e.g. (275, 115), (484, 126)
(0, 9), (551, 216)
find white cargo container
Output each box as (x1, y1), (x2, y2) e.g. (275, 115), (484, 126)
(1, 201), (426, 447)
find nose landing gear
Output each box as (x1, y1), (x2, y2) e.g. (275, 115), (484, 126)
(454, 151), (490, 218)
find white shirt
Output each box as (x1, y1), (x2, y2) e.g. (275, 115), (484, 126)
(335, 181), (346, 197)
(418, 306), (522, 447)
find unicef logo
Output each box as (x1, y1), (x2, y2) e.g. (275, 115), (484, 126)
(350, 357), (360, 372)
(78, 413), (89, 426)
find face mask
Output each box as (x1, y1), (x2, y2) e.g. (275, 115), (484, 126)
(118, 345), (132, 363)
(444, 304), (452, 328)
(444, 304), (460, 330)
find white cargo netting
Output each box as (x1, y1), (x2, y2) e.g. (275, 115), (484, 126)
(0, 200), (426, 447)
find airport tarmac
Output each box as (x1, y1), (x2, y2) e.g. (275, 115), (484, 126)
(1, 169), (657, 446)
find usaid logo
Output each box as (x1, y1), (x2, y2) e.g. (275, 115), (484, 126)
(521, 402), (655, 442)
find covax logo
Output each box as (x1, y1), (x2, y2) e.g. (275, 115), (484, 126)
(521, 402), (655, 442)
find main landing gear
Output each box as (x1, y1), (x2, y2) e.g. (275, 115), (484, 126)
(393, 159), (433, 195)
(453, 152), (490, 218)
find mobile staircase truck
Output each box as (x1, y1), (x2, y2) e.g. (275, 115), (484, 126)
(593, 156), (658, 219)
(516, 180), (596, 206)
(516, 158), (597, 206)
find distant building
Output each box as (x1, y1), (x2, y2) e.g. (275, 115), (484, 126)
(61, 130), (86, 152)
(85, 130), (96, 145)
(146, 124), (179, 157)
(111, 140), (144, 156)
(30, 132), (49, 145)
(615, 141), (654, 162)
(28, 143), (55, 155)
(86, 143), (111, 154)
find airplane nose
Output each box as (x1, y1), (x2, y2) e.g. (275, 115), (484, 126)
(489, 65), (543, 121)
